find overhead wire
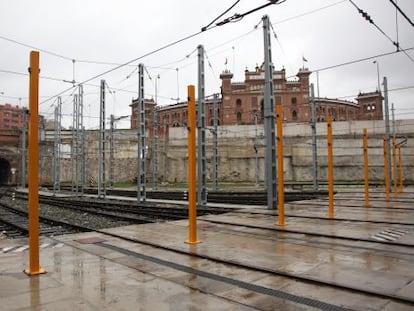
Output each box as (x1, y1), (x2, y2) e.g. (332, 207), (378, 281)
(348, 0), (414, 62)
(387, 0), (414, 28)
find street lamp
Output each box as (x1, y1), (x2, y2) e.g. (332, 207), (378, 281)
(373, 60), (381, 94)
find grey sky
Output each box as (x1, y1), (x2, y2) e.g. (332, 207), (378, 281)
(0, 0), (413, 129)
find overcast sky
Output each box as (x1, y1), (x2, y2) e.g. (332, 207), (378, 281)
(1, 0), (413, 129)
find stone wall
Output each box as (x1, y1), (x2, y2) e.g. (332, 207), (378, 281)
(41, 119), (414, 184)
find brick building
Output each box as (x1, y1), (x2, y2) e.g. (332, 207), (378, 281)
(0, 104), (26, 130)
(130, 65), (383, 131)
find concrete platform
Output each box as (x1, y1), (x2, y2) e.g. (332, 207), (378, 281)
(1, 188), (413, 310)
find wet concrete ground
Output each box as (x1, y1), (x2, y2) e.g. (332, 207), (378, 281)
(0, 188), (413, 310)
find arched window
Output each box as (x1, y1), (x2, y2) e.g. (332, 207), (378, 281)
(237, 112), (242, 123)
(292, 110), (297, 121)
(236, 98), (242, 108)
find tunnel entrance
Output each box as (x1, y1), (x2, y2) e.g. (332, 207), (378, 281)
(0, 158), (11, 185)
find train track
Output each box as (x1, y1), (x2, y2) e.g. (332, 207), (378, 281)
(0, 201), (90, 238)
(55, 187), (329, 205)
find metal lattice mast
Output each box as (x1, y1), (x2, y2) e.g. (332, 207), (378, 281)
(137, 63), (146, 202)
(78, 84), (84, 194)
(263, 15), (277, 209)
(71, 93), (78, 193)
(52, 99), (61, 194)
(310, 83), (319, 191)
(153, 105), (158, 190)
(98, 80), (106, 199)
(109, 114), (115, 189)
(21, 110), (27, 188)
(197, 45), (207, 206)
(254, 112), (259, 187)
(383, 77), (392, 190)
(212, 93), (219, 191)
(56, 97), (61, 191)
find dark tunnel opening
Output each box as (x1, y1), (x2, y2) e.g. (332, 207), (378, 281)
(0, 158), (11, 185)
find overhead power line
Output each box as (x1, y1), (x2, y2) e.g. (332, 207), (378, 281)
(348, 0), (414, 62)
(388, 0), (414, 27)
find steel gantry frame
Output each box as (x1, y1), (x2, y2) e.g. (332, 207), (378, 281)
(197, 45), (207, 207)
(137, 63), (146, 202)
(263, 15), (277, 209)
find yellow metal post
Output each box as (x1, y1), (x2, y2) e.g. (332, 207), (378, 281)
(185, 85), (200, 244)
(398, 146), (403, 193)
(363, 128), (369, 207)
(392, 138), (397, 197)
(383, 135), (390, 202)
(24, 51), (46, 275)
(276, 105), (284, 226)
(327, 117), (334, 219)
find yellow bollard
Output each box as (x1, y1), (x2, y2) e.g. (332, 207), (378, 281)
(185, 85), (200, 245)
(392, 138), (398, 197)
(383, 135), (390, 202)
(363, 128), (369, 207)
(24, 51), (46, 275)
(276, 105), (284, 226)
(327, 117), (334, 219)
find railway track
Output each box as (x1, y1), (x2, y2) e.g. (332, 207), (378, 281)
(0, 201), (90, 238)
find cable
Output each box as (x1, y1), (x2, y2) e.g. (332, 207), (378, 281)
(202, 0), (241, 32)
(311, 46), (414, 73)
(348, 0), (414, 62)
(388, 0), (414, 27)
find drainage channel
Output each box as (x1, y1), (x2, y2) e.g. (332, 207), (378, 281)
(97, 242), (354, 311)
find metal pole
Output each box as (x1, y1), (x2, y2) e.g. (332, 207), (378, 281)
(98, 79), (106, 199)
(153, 77), (159, 190)
(391, 103), (396, 140)
(212, 93), (219, 191)
(25, 50), (45, 275)
(327, 117), (334, 218)
(57, 98), (61, 192)
(276, 105), (284, 226)
(137, 63), (146, 202)
(163, 122), (168, 182)
(78, 85), (84, 195)
(197, 45), (207, 206)
(383, 135), (390, 202)
(263, 15), (277, 209)
(254, 112), (259, 187)
(383, 77), (392, 191)
(392, 138), (397, 197)
(363, 128), (369, 207)
(398, 146), (403, 193)
(310, 83), (318, 191)
(109, 114), (115, 189)
(21, 109), (27, 188)
(185, 85), (200, 244)
(53, 105), (58, 195)
(71, 93), (78, 193)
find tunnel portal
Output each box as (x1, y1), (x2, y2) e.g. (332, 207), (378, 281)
(0, 158), (11, 185)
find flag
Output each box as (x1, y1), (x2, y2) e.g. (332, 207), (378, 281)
(225, 58), (228, 65)
(302, 56), (308, 62)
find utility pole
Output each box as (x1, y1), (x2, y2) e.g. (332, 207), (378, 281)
(391, 103), (396, 140)
(21, 109), (27, 188)
(71, 93), (78, 193)
(98, 80), (106, 199)
(78, 84), (84, 195)
(197, 45), (207, 207)
(53, 97), (62, 194)
(263, 15), (277, 209)
(162, 122), (168, 183)
(137, 63), (146, 202)
(109, 114), (115, 189)
(254, 112), (259, 187)
(310, 83), (319, 191)
(383, 77), (392, 191)
(212, 93), (219, 191)
(153, 75), (159, 190)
